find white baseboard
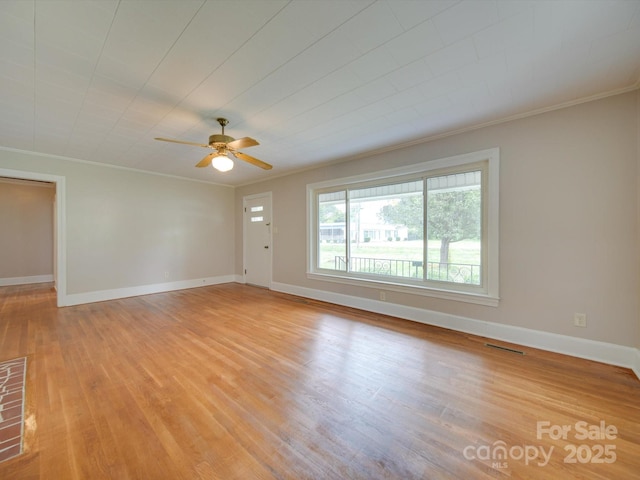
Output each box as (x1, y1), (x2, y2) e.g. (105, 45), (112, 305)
(0, 274), (54, 286)
(61, 275), (236, 307)
(272, 282), (639, 380)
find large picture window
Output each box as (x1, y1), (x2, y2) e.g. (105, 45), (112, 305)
(308, 149), (499, 305)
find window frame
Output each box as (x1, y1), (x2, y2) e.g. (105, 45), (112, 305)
(307, 148), (499, 307)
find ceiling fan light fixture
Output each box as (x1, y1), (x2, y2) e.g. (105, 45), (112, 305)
(211, 153), (234, 172)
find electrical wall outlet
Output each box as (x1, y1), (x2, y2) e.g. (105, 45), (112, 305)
(379, 291), (386, 301)
(573, 313), (587, 328)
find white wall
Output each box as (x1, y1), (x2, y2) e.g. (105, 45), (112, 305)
(0, 149), (235, 301)
(236, 91), (639, 349)
(0, 179), (54, 283)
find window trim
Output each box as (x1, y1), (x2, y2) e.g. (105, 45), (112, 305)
(307, 148), (499, 307)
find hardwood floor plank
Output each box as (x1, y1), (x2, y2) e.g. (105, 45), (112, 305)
(0, 283), (638, 479)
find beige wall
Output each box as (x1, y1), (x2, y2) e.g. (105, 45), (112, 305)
(637, 89), (640, 350)
(0, 179), (54, 279)
(0, 150), (235, 295)
(236, 91), (639, 348)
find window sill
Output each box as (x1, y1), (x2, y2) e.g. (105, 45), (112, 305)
(306, 272), (499, 307)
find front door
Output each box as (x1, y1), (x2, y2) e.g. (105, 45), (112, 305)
(243, 193), (272, 288)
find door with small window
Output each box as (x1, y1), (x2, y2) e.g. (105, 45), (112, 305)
(243, 193), (272, 288)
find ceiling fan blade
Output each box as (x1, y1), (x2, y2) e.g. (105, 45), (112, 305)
(234, 151), (272, 170)
(155, 137), (209, 148)
(195, 152), (217, 168)
(226, 137), (259, 150)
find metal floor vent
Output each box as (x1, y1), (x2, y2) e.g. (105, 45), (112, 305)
(485, 343), (525, 355)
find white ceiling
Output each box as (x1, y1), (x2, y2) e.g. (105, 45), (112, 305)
(1, 0), (639, 186)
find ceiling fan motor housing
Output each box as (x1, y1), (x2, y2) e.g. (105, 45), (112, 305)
(209, 134), (235, 146)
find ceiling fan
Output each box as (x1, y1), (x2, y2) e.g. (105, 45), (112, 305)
(154, 118), (272, 172)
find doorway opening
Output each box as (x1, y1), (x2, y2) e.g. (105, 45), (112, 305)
(0, 168), (66, 307)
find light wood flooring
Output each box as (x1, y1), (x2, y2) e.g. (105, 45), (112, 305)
(0, 282), (638, 479)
